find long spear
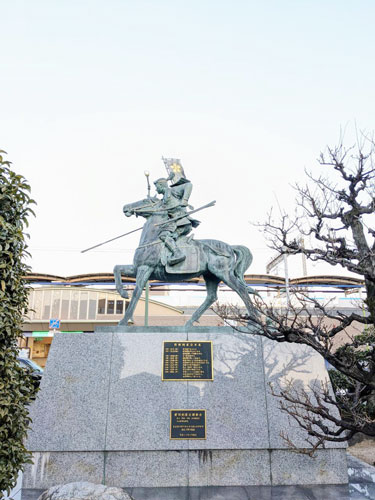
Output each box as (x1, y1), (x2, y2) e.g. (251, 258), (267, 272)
(81, 226), (144, 253)
(81, 200), (216, 253)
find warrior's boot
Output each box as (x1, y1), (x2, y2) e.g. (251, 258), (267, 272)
(164, 236), (186, 266)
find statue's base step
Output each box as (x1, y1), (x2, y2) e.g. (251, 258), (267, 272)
(23, 449), (348, 490)
(21, 454), (375, 499)
(20, 483), (366, 500)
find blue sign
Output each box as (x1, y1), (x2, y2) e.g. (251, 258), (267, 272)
(49, 319), (60, 329)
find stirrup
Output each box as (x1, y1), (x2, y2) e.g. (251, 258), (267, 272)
(168, 253), (186, 266)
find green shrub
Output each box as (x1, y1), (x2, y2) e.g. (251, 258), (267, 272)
(0, 151), (36, 495)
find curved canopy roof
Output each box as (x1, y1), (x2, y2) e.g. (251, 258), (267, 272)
(25, 272), (365, 288)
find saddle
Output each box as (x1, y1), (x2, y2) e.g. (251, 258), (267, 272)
(162, 238), (200, 274)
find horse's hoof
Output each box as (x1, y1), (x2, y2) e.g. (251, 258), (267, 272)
(119, 317), (134, 326)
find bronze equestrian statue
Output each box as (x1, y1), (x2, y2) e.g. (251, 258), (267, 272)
(114, 159), (258, 327)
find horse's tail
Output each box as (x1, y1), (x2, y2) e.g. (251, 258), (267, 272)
(232, 245), (252, 282)
(232, 245), (259, 297)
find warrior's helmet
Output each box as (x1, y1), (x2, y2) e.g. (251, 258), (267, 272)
(162, 157), (190, 186)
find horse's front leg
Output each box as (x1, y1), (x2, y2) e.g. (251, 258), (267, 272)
(114, 264), (135, 299)
(120, 265), (153, 326)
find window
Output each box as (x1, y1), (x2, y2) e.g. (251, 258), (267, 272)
(42, 291), (51, 319)
(98, 299), (106, 315)
(27, 290), (35, 319)
(107, 300), (115, 314)
(34, 291), (42, 320)
(70, 291), (79, 319)
(61, 290), (70, 319)
(52, 290), (61, 318)
(88, 298), (96, 319)
(116, 300), (123, 314)
(79, 292), (88, 320)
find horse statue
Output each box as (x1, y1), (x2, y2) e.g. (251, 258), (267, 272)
(114, 196), (258, 327)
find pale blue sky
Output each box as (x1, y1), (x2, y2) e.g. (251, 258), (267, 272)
(2, 1), (375, 276)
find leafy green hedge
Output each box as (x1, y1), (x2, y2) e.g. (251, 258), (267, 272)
(329, 326), (375, 421)
(0, 151), (36, 495)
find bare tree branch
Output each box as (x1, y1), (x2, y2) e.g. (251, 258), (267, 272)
(216, 134), (375, 449)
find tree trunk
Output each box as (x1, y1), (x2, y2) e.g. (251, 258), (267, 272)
(365, 276), (375, 323)
(367, 388), (375, 418)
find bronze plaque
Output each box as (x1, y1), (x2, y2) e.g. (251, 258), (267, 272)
(162, 341), (213, 381)
(170, 409), (206, 439)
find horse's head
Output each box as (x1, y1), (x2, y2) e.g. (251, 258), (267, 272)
(123, 197), (158, 217)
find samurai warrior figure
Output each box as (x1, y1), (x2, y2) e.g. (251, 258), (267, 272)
(153, 159), (200, 266)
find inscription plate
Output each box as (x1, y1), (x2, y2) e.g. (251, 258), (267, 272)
(170, 409), (206, 439)
(162, 341), (213, 381)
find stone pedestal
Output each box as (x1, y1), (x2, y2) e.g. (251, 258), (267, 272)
(24, 327), (347, 491)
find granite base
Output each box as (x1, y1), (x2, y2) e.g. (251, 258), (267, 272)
(24, 327), (347, 491)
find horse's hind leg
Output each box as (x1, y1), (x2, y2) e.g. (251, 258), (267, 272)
(218, 271), (259, 324)
(120, 265), (153, 326)
(186, 276), (220, 327)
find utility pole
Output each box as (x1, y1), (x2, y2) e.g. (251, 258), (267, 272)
(282, 248), (290, 308)
(300, 238), (307, 277)
(267, 250), (290, 308)
(144, 281), (149, 327)
(144, 170), (150, 326)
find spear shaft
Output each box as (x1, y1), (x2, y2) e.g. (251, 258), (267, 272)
(81, 226), (143, 253)
(81, 200), (216, 253)
(154, 200), (216, 227)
